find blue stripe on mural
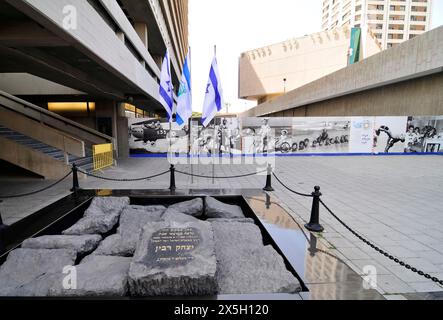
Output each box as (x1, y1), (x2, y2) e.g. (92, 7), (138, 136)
(130, 152), (443, 159)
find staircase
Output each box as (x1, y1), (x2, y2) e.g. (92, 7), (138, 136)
(0, 89), (113, 179)
(0, 125), (93, 173)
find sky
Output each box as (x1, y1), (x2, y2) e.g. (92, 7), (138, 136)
(189, 0), (443, 114)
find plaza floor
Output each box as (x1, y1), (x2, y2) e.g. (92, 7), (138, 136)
(1, 155), (443, 298)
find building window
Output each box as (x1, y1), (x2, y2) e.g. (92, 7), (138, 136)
(411, 6), (427, 12)
(410, 24), (425, 31)
(390, 5), (406, 11)
(409, 34), (417, 39)
(389, 24), (404, 30)
(411, 15), (426, 21)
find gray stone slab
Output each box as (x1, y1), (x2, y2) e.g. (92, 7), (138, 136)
(62, 197), (129, 235)
(0, 249), (76, 296)
(162, 208), (200, 223)
(93, 205), (165, 257)
(167, 198), (203, 217)
(129, 220), (217, 296)
(211, 221), (301, 294)
(204, 196), (245, 219)
(207, 218), (255, 224)
(21, 235), (102, 256)
(49, 255), (131, 297)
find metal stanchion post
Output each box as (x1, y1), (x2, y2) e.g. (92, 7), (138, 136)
(70, 163), (80, 193)
(305, 186), (324, 232)
(169, 164), (176, 191)
(263, 164), (274, 192)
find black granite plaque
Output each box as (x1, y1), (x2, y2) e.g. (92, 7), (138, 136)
(145, 228), (201, 268)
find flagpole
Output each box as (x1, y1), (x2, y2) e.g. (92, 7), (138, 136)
(212, 45), (217, 185)
(188, 46), (194, 184)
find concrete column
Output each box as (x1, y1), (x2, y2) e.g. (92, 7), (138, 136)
(116, 102), (129, 159)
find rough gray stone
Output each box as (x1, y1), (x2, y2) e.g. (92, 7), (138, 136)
(162, 208), (200, 223)
(167, 198), (203, 217)
(211, 221), (301, 294)
(204, 196), (245, 219)
(129, 220), (217, 296)
(21, 235), (102, 256)
(207, 218), (255, 224)
(93, 205), (165, 257)
(49, 255), (131, 297)
(62, 197), (129, 235)
(0, 249), (76, 296)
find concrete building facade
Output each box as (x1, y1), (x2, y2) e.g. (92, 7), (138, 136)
(321, 0), (432, 49)
(0, 0), (188, 178)
(238, 26), (382, 104)
(240, 26), (443, 118)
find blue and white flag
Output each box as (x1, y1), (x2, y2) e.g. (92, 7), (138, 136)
(159, 49), (174, 120)
(176, 49), (192, 126)
(202, 56), (223, 127)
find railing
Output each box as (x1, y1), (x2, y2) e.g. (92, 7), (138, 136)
(93, 143), (114, 171)
(0, 105), (85, 160)
(1, 162), (442, 288)
(0, 90), (113, 147)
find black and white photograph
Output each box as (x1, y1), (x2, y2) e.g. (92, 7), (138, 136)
(128, 118), (189, 156)
(291, 118), (350, 154)
(241, 118), (293, 154)
(405, 116), (443, 153)
(373, 117), (408, 154)
(214, 117), (242, 156)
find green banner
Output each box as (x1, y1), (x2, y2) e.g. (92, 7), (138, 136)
(348, 27), (361, 65)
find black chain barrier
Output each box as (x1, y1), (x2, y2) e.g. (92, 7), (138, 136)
(175, 168), (267, 179)
(272, 172), (313, 197)
(0, 171), (72, 199)
(77, 168), (170, 182)
(319, 198), (443, 286)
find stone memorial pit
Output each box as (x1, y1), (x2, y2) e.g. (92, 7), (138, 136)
(0, 196), (302, 297)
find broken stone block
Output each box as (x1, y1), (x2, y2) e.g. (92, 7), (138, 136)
(49, 255), (131, 297)
(167, 198), (203, 217)
(62, 197), (129, 235)
(129, 220), (217, 296)
(211, 221), (301, 294)
(0, 249), (76, 296)
(162, 208), (200, 223)
(204, 196), (245, 219)
(21, 235), (102, 256)
(93, 205), (165, 257)
(207, 218), (255, 224)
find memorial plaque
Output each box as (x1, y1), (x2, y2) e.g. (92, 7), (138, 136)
(145, 228), (201, 268)
(129, 221), (217, 296)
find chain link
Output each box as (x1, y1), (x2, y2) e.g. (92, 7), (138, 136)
(0, 171), (72, 199)
(175, 169), (267, 179)
(319, 199), (443, 286)
(77, 168), (169, 182)
(272, 172), (314, 197)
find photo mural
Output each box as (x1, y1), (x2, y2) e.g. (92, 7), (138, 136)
(128, 116), (443, 156)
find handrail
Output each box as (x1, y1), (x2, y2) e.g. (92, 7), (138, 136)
(0, 90), (113, 145)
(0, 106), (85, 158)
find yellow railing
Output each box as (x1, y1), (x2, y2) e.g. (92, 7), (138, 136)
(93, 143), (113, 171)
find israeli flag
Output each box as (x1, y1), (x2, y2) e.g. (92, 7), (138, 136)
(202, 56), (223, 127)
(159, 49), (174, 120)
(176, 50), (192, 126)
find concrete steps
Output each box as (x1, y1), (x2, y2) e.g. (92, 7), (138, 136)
(0, 124), (93, 173)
